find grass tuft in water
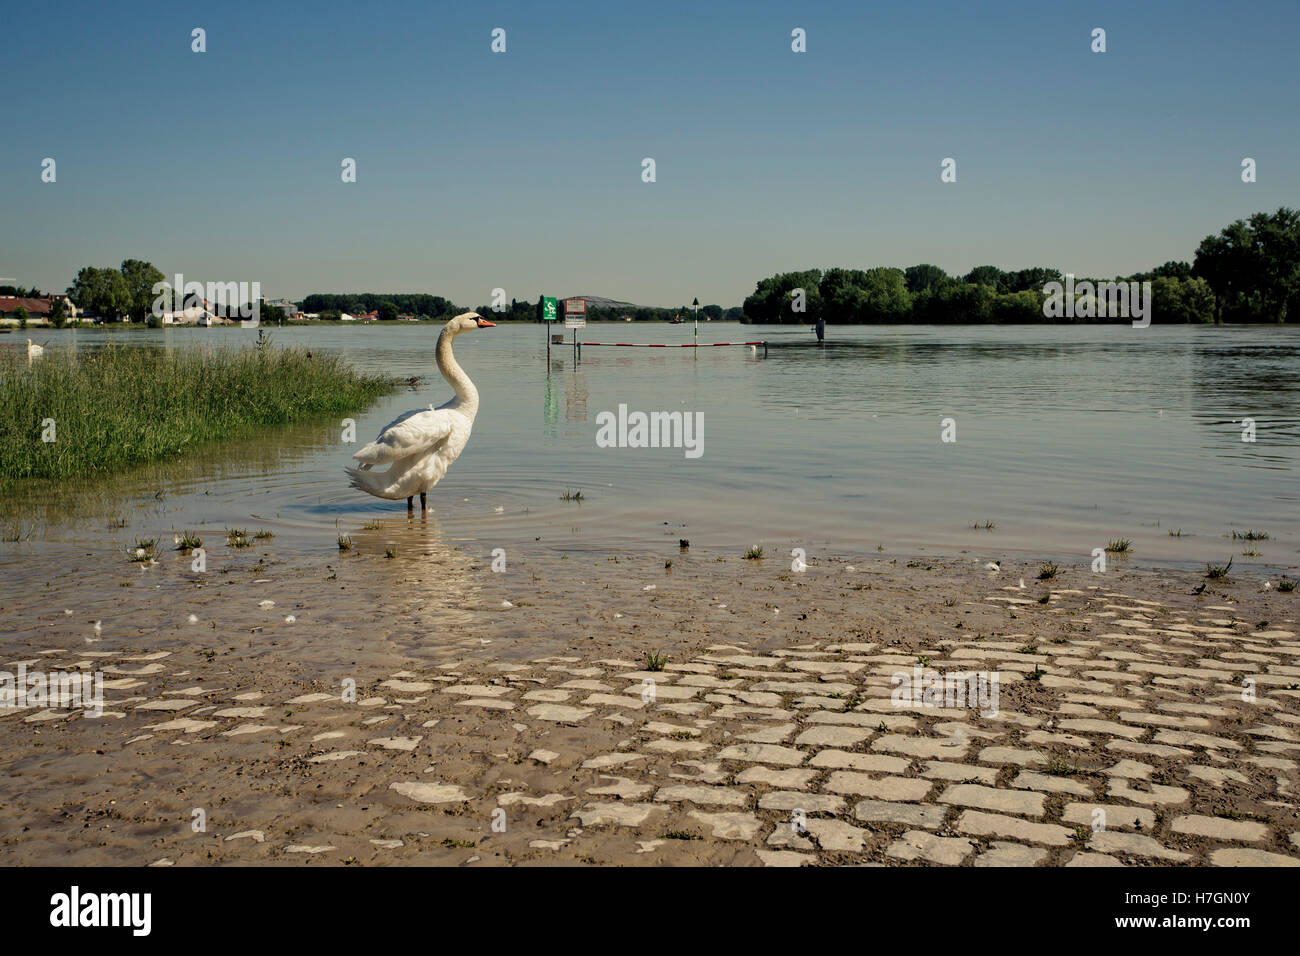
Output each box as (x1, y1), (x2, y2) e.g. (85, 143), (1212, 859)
(1205, 558), (1233, 579)
(1037, 563), (1059, 580)
(0, 341), (395, 489)
(1278, 578), (1296, 593)
(1106, 539), (1132, 553)
(643, 650), (668, 672)
(174, 531), (202, 551)
(129, 538), (158, 562)
(744, 544), (764, 560)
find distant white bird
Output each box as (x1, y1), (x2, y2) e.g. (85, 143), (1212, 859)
(346, 313), (496, 512)
(26, 339), (44, 364)
(984, 562), (1001, 572)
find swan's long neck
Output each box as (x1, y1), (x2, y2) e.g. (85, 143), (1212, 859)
(436, 327), (478, 418)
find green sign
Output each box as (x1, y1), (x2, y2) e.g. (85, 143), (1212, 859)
(542, 296), (558, 321)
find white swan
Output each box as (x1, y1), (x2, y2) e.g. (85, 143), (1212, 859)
(346, 312), (495, 512)
(26, 339), (45, 363)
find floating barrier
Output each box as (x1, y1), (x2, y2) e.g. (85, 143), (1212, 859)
(578, 340), (767, 355)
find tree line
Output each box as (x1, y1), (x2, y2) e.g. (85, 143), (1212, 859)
(741, 208), (1299, 324)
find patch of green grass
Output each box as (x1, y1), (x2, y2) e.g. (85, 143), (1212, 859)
(559, 488), (584, 502)
(1044, 760), (1089, 776)
(1037, 563), (1059, 580)
(1205, 558), (1233, 579)
(1018, 643), (1039, 654)
(1037, 593), (1050, 604)
(439, 837), (476, 848)
(1105, 539), (1132, 553)
(253, 529), (274, 540)
(744, 544), (764, 560)
(129, 538), (158, 562)
(337, 534), (352, 551)
(1241, 546), (1261, 557)
(1232, 529), (1269, 541)
(1278, 578), (1296, 593)
(644, 650), (668, 672)
(659, 830), (701, 841)
(361, 519), (382, 531)
(970, 521), (995, 530)
(384, 547), (395, 559)
(0, 341), (395, 489)
(227, 529), (251, 548)
(174, 531), (202, 551)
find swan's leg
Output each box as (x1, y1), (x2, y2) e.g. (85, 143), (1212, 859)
(420, 492), (427, 513)
(406, 496), (413, 514)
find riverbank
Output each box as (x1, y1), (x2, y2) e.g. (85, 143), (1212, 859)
(0, 342), (395, 489)
(2, 542), (1297, 866)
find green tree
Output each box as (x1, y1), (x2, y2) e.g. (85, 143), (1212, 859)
(904, 264), (951, 295)
(378, 300), (399, 322)
(1194, 208), (1300, 322)
(119, 259), (166, 323)
(858, 267), (912, 322)
(14, 306), (29, 329)
(963, 266), (1008, 292)
(50, 298), (69, 328)
(68, 266), (130, 321)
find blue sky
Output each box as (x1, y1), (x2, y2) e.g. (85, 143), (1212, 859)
(3, 0), (1297, 306)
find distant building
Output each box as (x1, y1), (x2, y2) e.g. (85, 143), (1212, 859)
(161, 304), (225, 325)
(0, 294), (76, 324)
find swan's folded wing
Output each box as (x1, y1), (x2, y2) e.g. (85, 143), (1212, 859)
(352, 408), (460, 465)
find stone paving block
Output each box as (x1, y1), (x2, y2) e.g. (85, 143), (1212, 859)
(873, 734), (969, 759)
(1010, 771), (1093, 796)
(804, 819), (870, 852)
(1171, 815), (1270, 842)
(939, 784), (1045, 817)
(735, 766), (819, 789)
(886, 831), (973, 866)
(972, 842), (1049, 867)
(717, 743), (806, 766)
(654, 785), (748, 807)
(853, 800), (947, 829)
(1208, 848), (1300, 866)
(825, 773), (932, 801)
(1088, 831), (1191, 862)
(809, 751), (910, 773)
(954, 810), (1072, 846)
(757, 791), (845, 814)
(688, 811), (762, 840)
(794, 726), (873, 748)
(1061, 803), (1155, 831)
(921, 761), (998, 784)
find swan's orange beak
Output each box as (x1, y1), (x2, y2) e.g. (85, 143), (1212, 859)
(476, 318), (496, 328)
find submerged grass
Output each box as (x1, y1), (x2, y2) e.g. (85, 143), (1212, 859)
(0, 341), (396, 488)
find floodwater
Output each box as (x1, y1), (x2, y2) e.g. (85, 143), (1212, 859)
(2, 322), (1298, 572)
